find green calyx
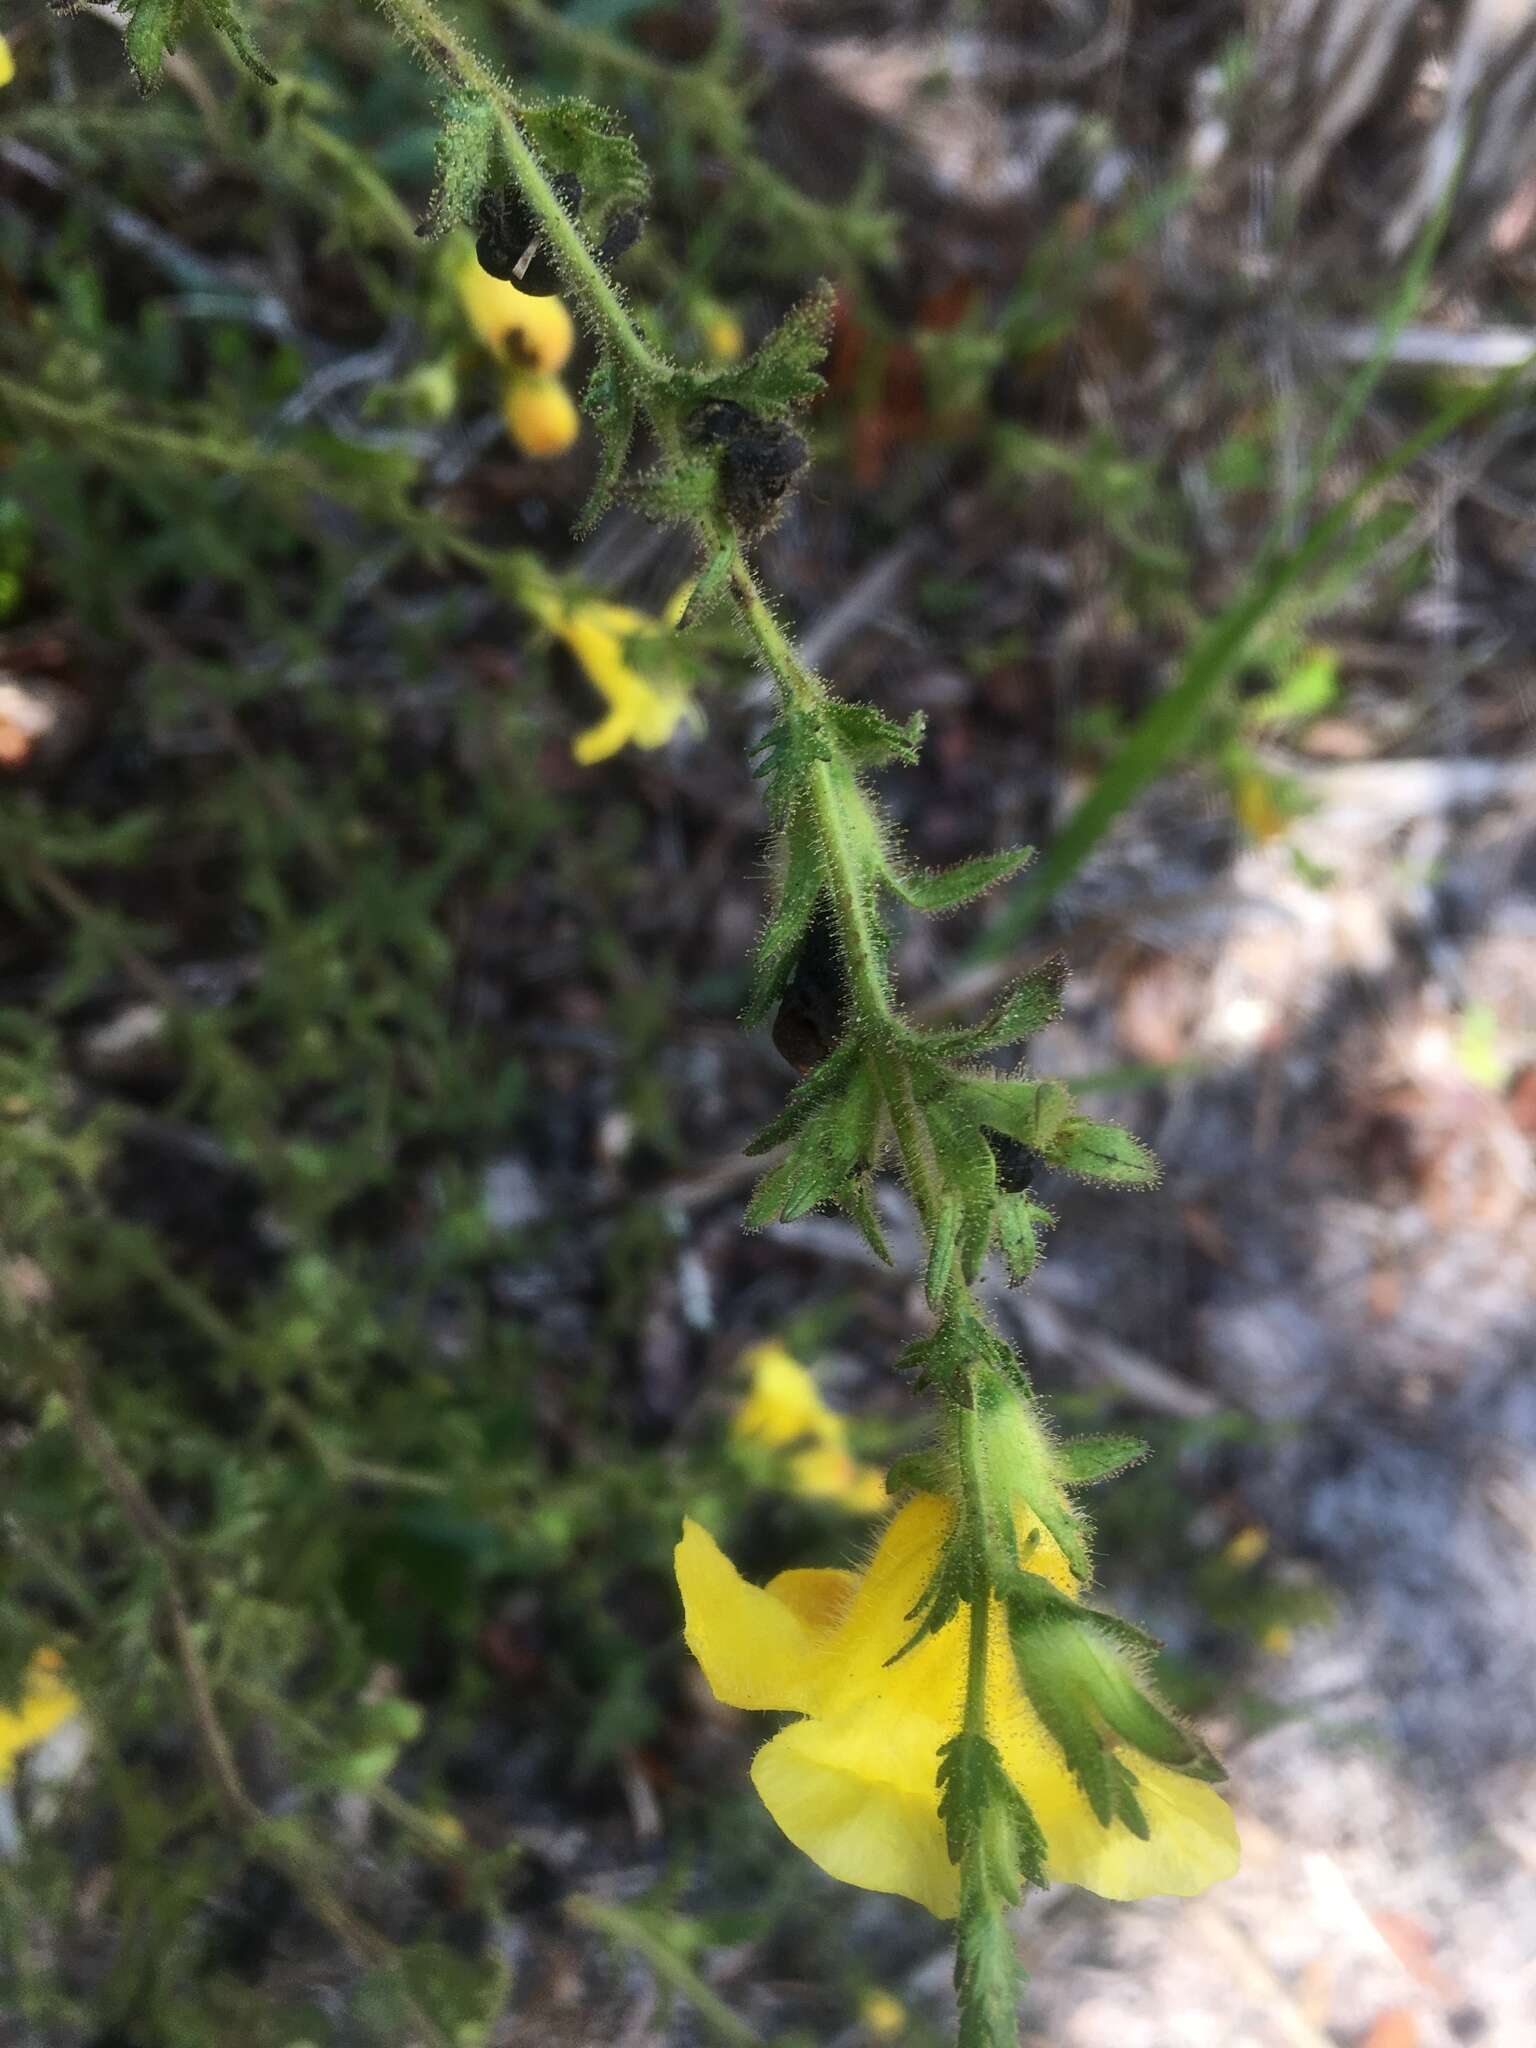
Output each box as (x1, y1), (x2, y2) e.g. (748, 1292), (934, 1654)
(1007, 1606), (1224, 1833)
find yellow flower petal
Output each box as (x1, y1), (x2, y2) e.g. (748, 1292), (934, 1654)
(1034, 1758), (1241, 1900)
(502, 372), (580, 459)
(571, 706), (635, 766)
(751, 1699), (959, 1917)
(457, 258), (574, 372)
(0, 1649), (79, 1782)
(675, 1518), (824, 1715)
(764, 1566), (857, 1636)
(734, 1343), (849, 1453)
(0, 34), (15, 89)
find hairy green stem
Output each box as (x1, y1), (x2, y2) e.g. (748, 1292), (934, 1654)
(376, 0), (671, 387)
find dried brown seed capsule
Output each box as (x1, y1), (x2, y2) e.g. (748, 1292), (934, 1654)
(688, 400), (808, 537)
(771, 903), (848, 1074)
(597, 207), (647, 267)
(475, 173), (583, 294)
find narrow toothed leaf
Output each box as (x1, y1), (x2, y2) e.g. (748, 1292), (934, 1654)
(825, 699), (925, 769)
(743, 1066), (880, 1226)
(420, 93), (499, 239)
(994, 1192), (1052, 1285)
(741, 1037), (860, 1155)
(676, 541), (734, 630)
(573, 357), (637, 534)
(925, 1194), (961, 1307)
(923, 958), (1068, 1058)
(707, 280), (836, 413)
(751, 707), (831, 824)
(887, 844), (1033, 914)
(744, 810), (825, 1029)
(835, 1170), (892, 1264)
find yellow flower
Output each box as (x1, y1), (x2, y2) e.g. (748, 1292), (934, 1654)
(699, 305), (745, 364)
(860, 1989), (908, 2039)
(456, 256), (574, 373)
(675, 1495), (1238, 1917)
(0, 34), (14, 89)
(0, 1650), (79, 1781)
(733, 1342), (886, 1513)
(502, 372), (581, 459)
(531, 590), (695, 765)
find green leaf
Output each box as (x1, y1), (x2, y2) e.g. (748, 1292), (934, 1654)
(743, 811), (825, 1028)
(421, 95), (499, 238)
(743, 1065), (880, 1227)
(926, 1091), (999, 1285)
(923, 958), (1067, 1058)
(709, 281), (836, 414)
(1055, 1433), (1148, 1486)
(955, 1076), (1075, 1153)
(825, 699), (925, 769)
(751, 707), (831, 824)
(676, 541), (734, 629)
(573, 356), (637, 534)
(741, 1035), (860, 1155)
(887, 844), (1034, 914)
(118, 0), (276, 92)
(898, 1300), (1003, 1402)
(1044, 1117), (1159, 1188)
(892, 1533), (970, 1661)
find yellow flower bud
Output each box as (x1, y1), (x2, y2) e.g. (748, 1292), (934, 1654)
(502, 372), (580, 460)
(457, 256), (575, 373)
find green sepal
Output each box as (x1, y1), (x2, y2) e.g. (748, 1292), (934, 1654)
(1009, 1610), (1223, 1832)
(835, 1170), (892, 1265)
(1043, 1117), (1160, 1188)
(922, 958), (1067, 1058)
(626, 453), (720, 529)
(520, 96), (650, 215)
(994, 1192), (1053, 1285)
(973, 1366), (1089, 1582)
(1054, 1433), (1149, 1486)
(887, 844), (1034, 914)
(420, 94), (499, 239)
(742, 810), (823, 1028)
(743, 1065), (880, 1227)
(825, 700), (925, 770)
(884, 1449), (948, 1496)
(119, 0), (276, 92)
(572, 356), (638, 535)
(706, 280), (836, 415)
